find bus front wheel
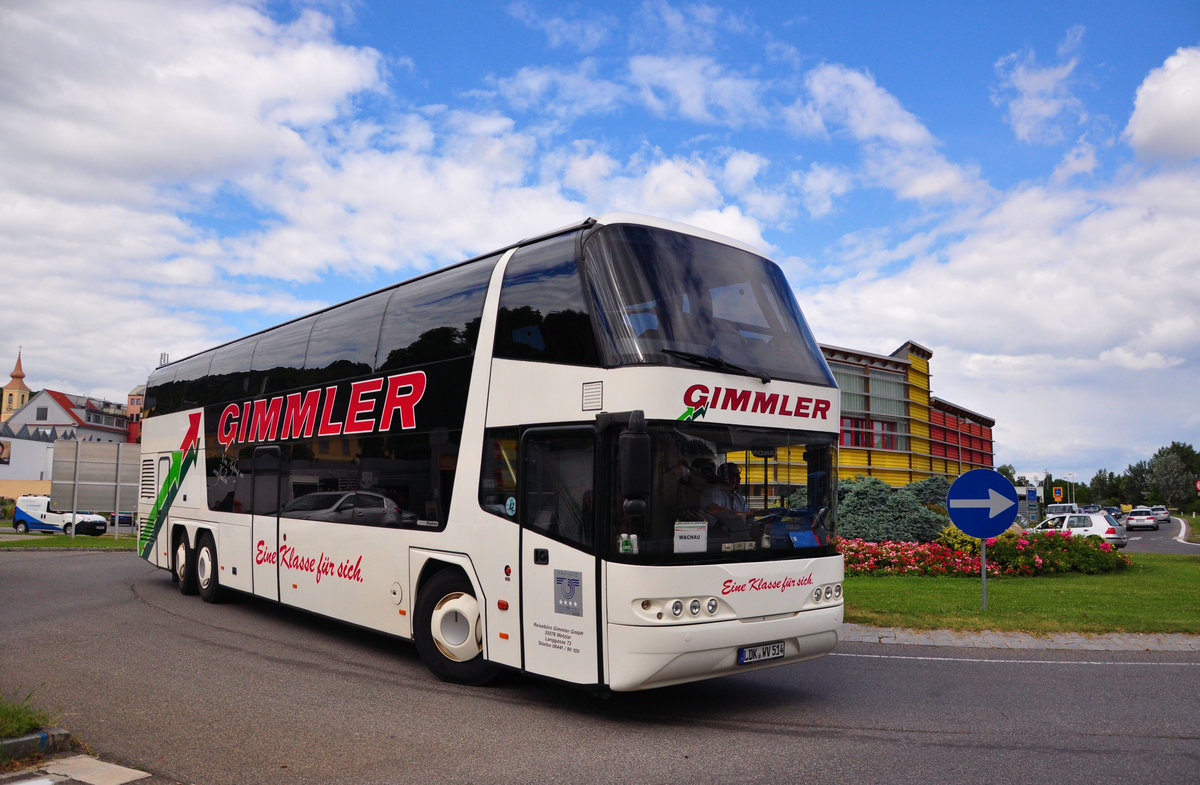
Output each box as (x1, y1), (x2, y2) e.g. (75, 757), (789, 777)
(414, 569), (497, 685)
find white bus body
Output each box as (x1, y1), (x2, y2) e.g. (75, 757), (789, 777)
(137, 213), (843, 691)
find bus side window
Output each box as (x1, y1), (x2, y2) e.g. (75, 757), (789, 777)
(479, 428), (519, 520)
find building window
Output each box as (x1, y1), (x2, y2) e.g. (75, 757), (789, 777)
(36, 407), (48, 421)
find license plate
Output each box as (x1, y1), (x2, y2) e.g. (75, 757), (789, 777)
(738, 641), (785, 665)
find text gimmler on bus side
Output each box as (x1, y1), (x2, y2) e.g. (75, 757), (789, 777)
(216, 371), (426, 447)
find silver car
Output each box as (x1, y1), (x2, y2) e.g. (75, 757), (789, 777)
(1151, 505), (1170, 524)
(1125, 507), (1158, 531)
(1033, 512), (1128, 549)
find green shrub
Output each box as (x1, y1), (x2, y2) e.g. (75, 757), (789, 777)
(906, 475), (951, 506)
(936, 523), (981, 556)
(837, 476), (948, 543)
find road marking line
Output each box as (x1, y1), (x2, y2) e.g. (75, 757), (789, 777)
(832, 652), (1200, 666)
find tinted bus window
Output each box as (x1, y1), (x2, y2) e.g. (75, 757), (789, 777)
(252, 316), (315, 395)
(306, 291), (390, 383)
(494, 233), (599, 365)
(146, 353), (213, 416)
(377, 258), (496, 373)
(205, 338), (259, 405)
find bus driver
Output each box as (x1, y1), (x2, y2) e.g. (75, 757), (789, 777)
(702, 462), (750, 538)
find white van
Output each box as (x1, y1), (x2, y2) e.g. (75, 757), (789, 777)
(12, 495), (108, 536)
(1045, 503), (1080, 516)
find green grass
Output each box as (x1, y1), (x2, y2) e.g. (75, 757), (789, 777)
(0, 692), (51, 740)
(845, 552), (1200, 635)
(0, 531), (137, 550)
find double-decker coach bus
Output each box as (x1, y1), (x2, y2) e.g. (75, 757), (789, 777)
(137, 213), (842, 691)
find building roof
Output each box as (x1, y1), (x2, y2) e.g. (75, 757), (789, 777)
(931, 396), (996, 428)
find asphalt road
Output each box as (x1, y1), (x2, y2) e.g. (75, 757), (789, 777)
(1, 550), (1197, 785)
(1121, 516), (1199, 554)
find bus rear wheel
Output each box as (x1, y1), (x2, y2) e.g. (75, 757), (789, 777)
(414, 569), (497, 685)
(196, 532), (222, 603)
(175, 534), (198, 595)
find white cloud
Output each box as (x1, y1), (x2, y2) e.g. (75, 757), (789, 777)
(629, 55), (764, 126)
(1052, 140), (1099, 183)
(795, 163), (852, 218)
(992, 27), (1086, 145)
(506, 2), (617, 53)
(1124, 46), (1200, 163)
(492, 61), (627, 120)
(0, 1), (382, 201)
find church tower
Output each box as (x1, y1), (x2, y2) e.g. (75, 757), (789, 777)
(2, 350), (31, 423)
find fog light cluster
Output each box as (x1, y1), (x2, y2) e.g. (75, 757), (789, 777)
(637, 596), (722, 621)
(811, 583), (843, 604)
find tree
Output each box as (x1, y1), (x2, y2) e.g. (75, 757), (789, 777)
(1121, 461), (1150, 505)
(996, 464), (1017, 483)
(1148, 451), (1192, 508)
(1089, 469), (1122, 505)
(1159, 441), (1200, 477)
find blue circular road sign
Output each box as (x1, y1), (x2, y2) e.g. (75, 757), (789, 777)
(946, 469), (1019, 539)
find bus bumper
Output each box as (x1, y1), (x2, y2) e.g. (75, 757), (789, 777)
(605, 604), (842, 691)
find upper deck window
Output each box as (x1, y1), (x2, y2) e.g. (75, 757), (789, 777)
(581, 224), (836, 387)
(494, 233), (599, 366)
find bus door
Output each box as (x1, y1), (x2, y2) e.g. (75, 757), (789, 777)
(519, 428), (600, 685)
(251, 445), (284, 601)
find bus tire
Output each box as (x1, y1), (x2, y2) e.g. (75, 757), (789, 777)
(414, 569), (497, 685)
(175, 532), (198, 595)
(196, 531), (222, 603)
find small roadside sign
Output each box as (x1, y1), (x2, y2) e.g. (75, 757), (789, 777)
(946, 469), (1020, 612)
(947, 469), (1019, 539)
(1053, 486), (1063, 501)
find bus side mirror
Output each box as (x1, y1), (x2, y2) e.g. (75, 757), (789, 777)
(619, 410), (650, 517)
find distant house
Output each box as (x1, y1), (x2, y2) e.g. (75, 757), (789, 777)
(5, 389), (131, 443)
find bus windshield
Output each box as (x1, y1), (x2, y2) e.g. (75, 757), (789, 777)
(583, 224), (836, 387)
(612, 421), (837, 564)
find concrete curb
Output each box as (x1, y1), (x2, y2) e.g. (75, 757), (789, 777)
(842, 623), (1200, 651)
(0, 727), (71, 761)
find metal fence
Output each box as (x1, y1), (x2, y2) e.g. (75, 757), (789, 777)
(51, 441), (139, 536)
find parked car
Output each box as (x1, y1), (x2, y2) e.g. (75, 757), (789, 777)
(1151, 505), (1170, 524)
(12, 494), (108, 536)
(1102, 506), (1123, 520)
(1082, 504), (1102, 514)
(280, 491), (416, 527)
(1032, 512), (1128, 548)
(1125, 507), (1158, 531)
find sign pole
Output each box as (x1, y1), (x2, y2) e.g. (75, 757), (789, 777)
(980, 540), (987, 611)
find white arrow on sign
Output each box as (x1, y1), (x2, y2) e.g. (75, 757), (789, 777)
(949, 488), (1015, 518)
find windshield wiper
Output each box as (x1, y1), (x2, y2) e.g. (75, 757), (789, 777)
(662, 349), (771, 383)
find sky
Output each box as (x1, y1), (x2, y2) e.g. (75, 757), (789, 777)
(1, 0), (1198, 485)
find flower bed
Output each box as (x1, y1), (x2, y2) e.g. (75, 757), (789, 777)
(839, 528), (1131, 577)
